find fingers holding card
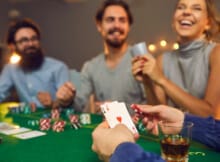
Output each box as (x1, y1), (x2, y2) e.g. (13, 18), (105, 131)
(100, 101), (138, 134)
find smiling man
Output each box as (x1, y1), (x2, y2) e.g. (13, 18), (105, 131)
(56, 0), (146, 112)
(0, 18), (69, 108)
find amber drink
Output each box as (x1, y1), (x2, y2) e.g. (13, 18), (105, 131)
(159, 122), (193, 162)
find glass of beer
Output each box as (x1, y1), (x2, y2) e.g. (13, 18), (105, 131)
(158, 121), (193, 162)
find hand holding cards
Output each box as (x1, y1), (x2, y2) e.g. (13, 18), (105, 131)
(100, 101), (138, 134)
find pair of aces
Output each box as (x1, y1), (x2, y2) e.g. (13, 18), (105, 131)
(100, 101), (138, 134)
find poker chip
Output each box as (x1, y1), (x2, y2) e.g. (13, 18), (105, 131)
(8, 106), (20, 114)
(137, 122), (146, 132)
(52, 120), (66, 132)
(39, 118), (51, 131)
(132, 114), (140, 125)
(9, 107), (18, 114)
(19, 103), (26, 113)
(71, 123), (79, 129)
(51, 109), (60, 120)
(24, 105), (31, 114)
(131, 104), (147, 119)
(69, 114), (79, 123)
(42, 113), (51, 118)
(80, 113), (91, 125)
(69, 114), (81, 129)
(65, 109), (74, 117)
(8, 102), (36, 115)
(27, 120), (39, 126)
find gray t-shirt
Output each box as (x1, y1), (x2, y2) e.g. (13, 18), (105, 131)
(163, 40), (216, 107)
(74, 48), (146, 111)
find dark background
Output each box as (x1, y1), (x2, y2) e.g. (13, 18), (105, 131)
(0, 0), (220, 70)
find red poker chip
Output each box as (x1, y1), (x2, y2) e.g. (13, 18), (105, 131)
(69, 115), (79, 124)
(51, 109), (60, 120)
(52, 120), (66, 132)
(39, 118), (51, 130)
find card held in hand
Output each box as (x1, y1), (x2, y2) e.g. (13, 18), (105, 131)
(100, 101), (138, 134)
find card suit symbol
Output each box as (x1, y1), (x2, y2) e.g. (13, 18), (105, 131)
(116, 116), (122, 123)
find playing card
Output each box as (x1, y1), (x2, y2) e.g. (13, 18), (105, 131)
(100, 102), (117, 128)
(0, 127), (30, 135)
(101, 101), (138, 134)
(13, 130), (46, 139)
(0, 122), (20, 134)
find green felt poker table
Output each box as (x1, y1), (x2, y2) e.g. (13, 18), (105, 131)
(0, 103), (219, 162)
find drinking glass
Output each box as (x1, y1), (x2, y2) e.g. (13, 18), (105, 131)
(131, 42), (147, 57)
(158, 121), (193, 162)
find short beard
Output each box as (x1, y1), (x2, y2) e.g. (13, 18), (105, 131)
(106, 39), (126, 48)
(106, 27), (127, 48)
(18, 47), (44, 72)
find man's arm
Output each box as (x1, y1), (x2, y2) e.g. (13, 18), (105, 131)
(92, 122), (164, 162)
(134, 104), (220, 152)
(184, 114), (220, 151)
(111, 142), (164, 162)
(0, 64), (14, 101)
(54, 63), (70, 89)
(39, 62), (70, 108)
(56, 61), (93, 112)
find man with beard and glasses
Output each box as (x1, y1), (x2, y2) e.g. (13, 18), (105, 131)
(0, 18), (69, 108)
(56, 0), (146, 112)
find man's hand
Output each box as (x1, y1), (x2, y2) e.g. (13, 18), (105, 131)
(37, 91), (53, 108)
(56, 82), (76, 107)
(131, 104), (184, 135)
(92, 122), (135, 161)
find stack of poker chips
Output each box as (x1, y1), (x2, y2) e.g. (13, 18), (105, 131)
(131, 105), (147, 132)
(51, 109), (60, 120)
(39, 108), (66, 132)
(69, 114), (81, 129)
(27, 120), (39, 127)
(39, 118), (51, 131)
(8, 102), (36, 114)
(79, 113), (91, 125)
(65, 108), (75, 117)
(52, 120), (66, 132)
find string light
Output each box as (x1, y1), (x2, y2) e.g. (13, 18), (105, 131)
(145, 39), (179, 54)
(160, 40), (167, 47)
(148, 44), (156, 52)
(10, 52), (21, 64)
(173, 42), (179, 50)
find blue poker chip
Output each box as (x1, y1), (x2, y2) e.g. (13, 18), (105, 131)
(137, 122), (146, 132)
(42, 113), (51, 118)
(24, 106), (31, 114)
(8, 106), (20, 114)
(27, 120), (39, 126)
(65, 109), (74, 117)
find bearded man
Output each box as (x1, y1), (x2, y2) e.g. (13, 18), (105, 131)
(0, 18), (69, 108)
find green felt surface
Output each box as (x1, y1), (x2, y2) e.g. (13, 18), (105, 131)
(0, 104), (219, 162)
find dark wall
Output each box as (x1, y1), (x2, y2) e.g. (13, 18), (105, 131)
(0, 0), (220, 70)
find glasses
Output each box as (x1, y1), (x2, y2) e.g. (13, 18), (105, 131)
(15, 36), (39, 45)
